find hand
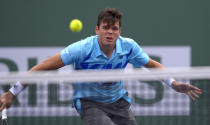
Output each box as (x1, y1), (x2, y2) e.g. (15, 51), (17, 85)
(172, 81), (202, 101)
(0, 91), (15, 111)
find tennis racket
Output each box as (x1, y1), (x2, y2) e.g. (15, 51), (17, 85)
(1, 108), (8, 125)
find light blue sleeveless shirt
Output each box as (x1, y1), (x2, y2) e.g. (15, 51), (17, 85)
(60, 35), (149, 103)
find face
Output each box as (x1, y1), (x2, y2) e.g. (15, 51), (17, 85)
(95, 21), (121, 48)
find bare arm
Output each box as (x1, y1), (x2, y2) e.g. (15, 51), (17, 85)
(24, 52), (65, 85)
(20, 52), (64, 86)
(30, 52), (65, 72)
(144, 58), (202, 100)
(144, 58), (165, 70)
(0, 52), (65, 111)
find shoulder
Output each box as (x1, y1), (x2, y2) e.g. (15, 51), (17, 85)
(77, 35), (96, 47)
(62, 35), (96, 55)
(61, 35), (97, 63)
(118, 36), (140, 48)
(73, 35), (97, 56)
(66, 35), (96, 50)
(119, 36), (135, 42)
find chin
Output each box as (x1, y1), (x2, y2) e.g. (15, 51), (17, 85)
(104, 42), (114, 46)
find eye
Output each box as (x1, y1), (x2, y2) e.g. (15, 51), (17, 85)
(112, 26), (119, 31)
(102, 25), (109, 30)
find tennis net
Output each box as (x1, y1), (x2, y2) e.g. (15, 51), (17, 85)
(0, 67), (210, 125)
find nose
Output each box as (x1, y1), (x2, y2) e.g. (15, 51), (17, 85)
(107, 28), (113, 34)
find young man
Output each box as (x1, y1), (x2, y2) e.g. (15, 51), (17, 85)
(0, 8), (201, 125)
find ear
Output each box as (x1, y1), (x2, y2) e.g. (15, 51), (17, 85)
(95, 26), (99, 35)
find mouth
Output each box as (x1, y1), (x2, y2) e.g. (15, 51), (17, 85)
(106, 37), (113, 42)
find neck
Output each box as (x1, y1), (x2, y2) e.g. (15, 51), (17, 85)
(102, 46), (115, 58)
(98, 43), (115, 59)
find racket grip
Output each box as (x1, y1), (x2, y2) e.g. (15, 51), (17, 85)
(2, 109), (7, 120)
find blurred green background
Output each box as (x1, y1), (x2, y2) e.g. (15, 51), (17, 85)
(0, 0), (209, 66)
(0, 0), (210, 125)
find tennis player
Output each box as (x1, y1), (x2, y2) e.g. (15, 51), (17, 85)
(0, 8), (202, 125)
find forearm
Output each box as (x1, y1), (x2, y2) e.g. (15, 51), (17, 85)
(144, 58), (166, 69)
(21, 62), (57, 87)
(9, 63), (57, 95)
(144, 58), (175, 87)
(10, 52), (64, 95)
(29, 53), (64, 72)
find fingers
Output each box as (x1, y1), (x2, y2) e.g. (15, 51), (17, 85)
(0, 101), (7, 112)
(187, 92), (196, 101)
(191, 90), (200, 98)
(0, 105), (6, 112)
(189, 85), (202, 94)
(187, 90), (201, 101)
(0, 92), (14, 111)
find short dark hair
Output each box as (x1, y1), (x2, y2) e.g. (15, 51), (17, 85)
(97, 8), (122, 27)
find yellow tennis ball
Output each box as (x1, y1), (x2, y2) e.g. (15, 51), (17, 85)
(69, 19), (83, 32)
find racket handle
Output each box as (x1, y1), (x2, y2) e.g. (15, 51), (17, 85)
(2, 109), (7, 120)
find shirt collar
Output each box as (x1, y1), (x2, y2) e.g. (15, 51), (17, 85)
(94, 35), (122, 57)
(115, 37), (122, 54)
(94, 35), (103, 57)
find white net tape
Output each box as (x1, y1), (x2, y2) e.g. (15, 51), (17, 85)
(0, 66), (210, 83)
